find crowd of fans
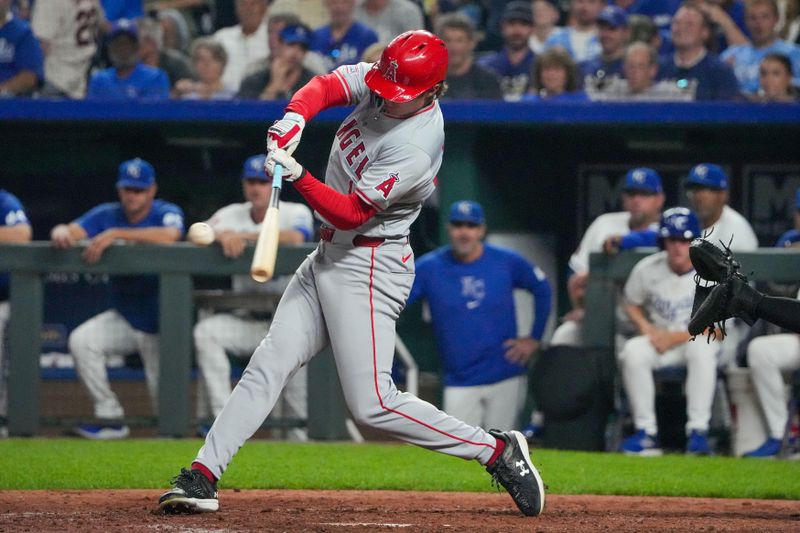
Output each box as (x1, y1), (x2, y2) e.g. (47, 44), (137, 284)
(1, 0), (799, 102)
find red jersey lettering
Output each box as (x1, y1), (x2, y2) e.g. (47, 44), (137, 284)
(335, 119), (357, 140)
(354, 156), (369, 180)
(346, 141), (366, 166)
(375, 173), (399, 199)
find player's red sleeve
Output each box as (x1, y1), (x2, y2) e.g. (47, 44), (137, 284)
(292, 171), (377, 230)
(285, 72), (351, 122)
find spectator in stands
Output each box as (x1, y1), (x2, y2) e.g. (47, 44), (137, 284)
(267, 12), (327, 75)
(581, 5), (630, 97)
(0, 0), (43, 96)
(213, 0), (270, 92)
(626, 0), (677, 39)
(0, 189), (32, 438)
(784, 0), (800, 45)
(775, 188), (800, 247)
(87, 19), (170, 99)
(270, 0), (330, 30)
(721, 0), (800, 95)
(529, 0), (562, 54)
(311, 0), (378, 71)
(436, 13), (504, 99)
(174, 37), (235, 99)
(684, 163), (758, 249)
(406, 200), (552, 430)
(193, 154), (313, 439)
(618, 207), (720, 456)
(238, 24), (316, 100)
(698, 0), (750, 53)
(628, 13), (662, 51)
(158, 9), (192, 55)
(354, 0), (424, 45)
(102, 0), (144, 23)
(360, 41), (386, 62)
(31, 0), (100, 98)
(551, 167), (664, 347)
(50, 158), (184, 440)
(753, 52), (800, 101)
(743, 288), (800, 457)
(478, 1), (536, 101)
(523, 47), (587, 101)
(544, 0), (604, 63)
(138, 17), (193, 91)
(658, 3), (741, 100)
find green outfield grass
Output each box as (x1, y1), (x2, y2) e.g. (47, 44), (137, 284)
(0, 439), (798, 499)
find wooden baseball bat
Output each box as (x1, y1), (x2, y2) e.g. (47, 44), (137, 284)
(250, 164), (283, 282)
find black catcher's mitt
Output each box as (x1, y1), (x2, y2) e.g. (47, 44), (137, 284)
(688, 237), (759, 340)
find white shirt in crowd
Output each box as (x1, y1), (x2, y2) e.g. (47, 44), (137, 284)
(624, 251), (696, 332)
(569, 211), (633, 274)
(213, 22), (269, 92)
(354, 0), (425, 44)
(703, 205), (758, 251)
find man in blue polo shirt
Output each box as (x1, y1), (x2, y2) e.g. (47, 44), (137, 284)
(658, 3), (740, 100)
(0, 189), (32, 438)
(0, 0), (43, 96)
(87, 19), (169, 100)
(311, 0), (378, 72)
(478, 1), (536, 101)
(407, 201), (552, 430)
(50, 158), (184, 439)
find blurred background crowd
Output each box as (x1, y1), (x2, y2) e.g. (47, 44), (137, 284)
(1, 0), (799, 102)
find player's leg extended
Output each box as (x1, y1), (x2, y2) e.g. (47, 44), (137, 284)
(619, 335), (660, 436)
(134, 331), (160, 413)
(195, 252), (329, 480)
(69, 310), (138, 420)
(318, 242), (497, 464)
(680, 341), (719, 434)
(747, 334), (800, 439)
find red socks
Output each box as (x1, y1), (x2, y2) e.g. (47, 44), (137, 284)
(192, 461), (217, 484)
(487, 437), (506, 466)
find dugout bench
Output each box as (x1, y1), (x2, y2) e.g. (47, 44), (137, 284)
(0, 242), (351, 439)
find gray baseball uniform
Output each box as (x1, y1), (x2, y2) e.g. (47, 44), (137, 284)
(196, 63), (498, 478)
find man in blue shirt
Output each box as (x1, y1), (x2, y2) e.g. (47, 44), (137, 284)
(0, 189), (32, 438)
(581, 5), (630, 94)
(478, 1), (536, 101)
(50, 158), (184, 440)
(721, 0), (800, 95)
(0, 0), (43, 96)
(101, 0), (144, 23)
(311, 0), (378, 72)
(407, 201), (552, 430)
(775, 188), (800, 248)
(658, 3), (740, 100)
(87, 19), (169, 99)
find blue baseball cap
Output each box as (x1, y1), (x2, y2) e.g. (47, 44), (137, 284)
(449, 200), (485, 225)
(686, 163), (728, 190)
(109, 19), (138, 41)
(598, 5), (628, 28)
(242, 154), (270, 181)
(280, 24), (312, 48)
(116, 158), (155, 189)
(623, 167), (662, 194)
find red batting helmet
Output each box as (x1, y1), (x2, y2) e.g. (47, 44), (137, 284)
(364, 30), (448, 103)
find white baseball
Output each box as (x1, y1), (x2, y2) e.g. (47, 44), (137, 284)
(187, 222), (215, 246)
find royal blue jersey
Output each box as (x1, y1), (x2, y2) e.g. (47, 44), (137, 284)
(0, 190), (30, 301)
(477, 49), (536, 100)
(75, 200), (184, 333)
(407, 244), (552, 387)
(310, 22), (378, 72)
(580, 56), (624, 81)
(87, 63), (169, 100)
(627, 0), (680, 32)
(0, 15), (44, 85)
(100, 0), (144, 22)
(721, 40), (800, 94)
(659, 52), (741, 100)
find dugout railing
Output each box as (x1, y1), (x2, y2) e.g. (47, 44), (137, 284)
(0, 242), (357, 438)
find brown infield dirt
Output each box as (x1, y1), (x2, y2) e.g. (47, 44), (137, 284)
(1, 490), (799, 532)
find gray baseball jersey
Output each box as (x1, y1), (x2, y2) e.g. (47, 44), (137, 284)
(195, 64), (499, 479)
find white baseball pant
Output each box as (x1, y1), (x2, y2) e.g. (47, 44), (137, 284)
(196, 239), (498, 480)
(69, 309), (159, 420)
(619, 335), (719, 436)
(193, 312), (307, 441)
(746, 334), (800, 439)
(0, 301), (8, 417)
(443, 375), (528, 430)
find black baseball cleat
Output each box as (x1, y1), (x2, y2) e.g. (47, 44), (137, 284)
(486, 429), (545, 516)
(159, 468), (219, 514)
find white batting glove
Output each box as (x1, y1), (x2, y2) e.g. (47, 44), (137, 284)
(266, 111), (305, 156)
(265, 148), (305, 182)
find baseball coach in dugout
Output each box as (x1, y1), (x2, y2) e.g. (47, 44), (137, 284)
(159, 30), (545, 518)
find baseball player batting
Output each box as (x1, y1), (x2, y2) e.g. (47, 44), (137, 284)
(159, 30), (545, 517)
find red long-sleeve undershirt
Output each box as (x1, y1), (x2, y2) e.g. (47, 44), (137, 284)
(283, 72), (377, 229)
(293, 171), (377, 230)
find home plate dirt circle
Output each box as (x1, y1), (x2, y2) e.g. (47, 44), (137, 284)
(1, 490), (799, 531)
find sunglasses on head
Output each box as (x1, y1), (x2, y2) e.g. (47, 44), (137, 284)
(450, 221), (480, 228)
